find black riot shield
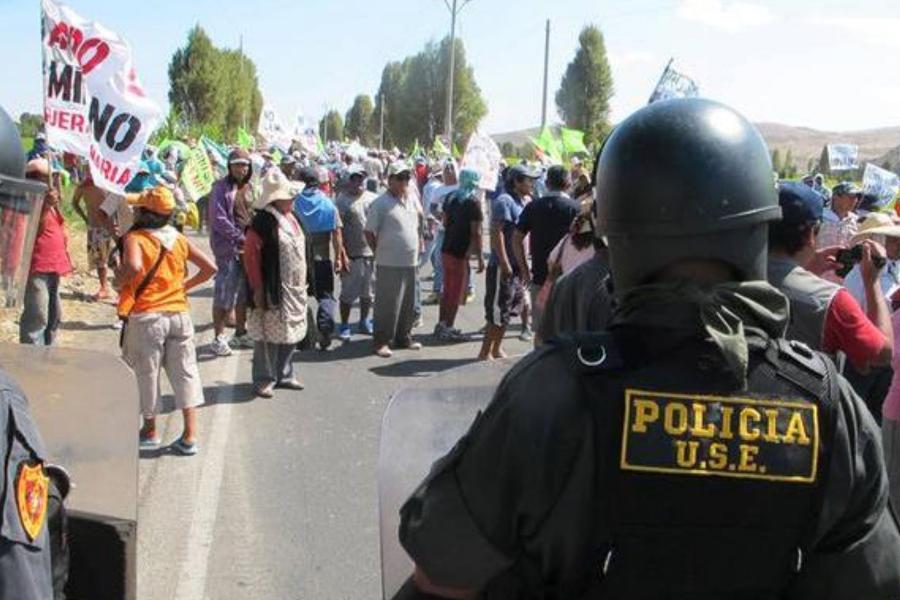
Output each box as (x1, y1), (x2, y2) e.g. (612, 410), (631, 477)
(378, 359), (514, 599)
(0, 343), (138, 600)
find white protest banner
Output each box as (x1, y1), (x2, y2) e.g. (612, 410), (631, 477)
(648, 59), (700, 104)
(862, 163), (900, 207)
(257, 105), (289, 147)
(462, 130), (502, 190)
(827, 144), (860, 171)
(181, 147), (215, 202)
(41, 0), (162, 194)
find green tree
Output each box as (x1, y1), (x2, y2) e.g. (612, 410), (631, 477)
(319, 110), (344, 143)
(555, 25), (614, 146)
(17, 113), (44, 138)
(782, 148), (795, 178)
(771, 149), (783, 175)
(168, 26), (263, 141)
(373, 37), (487, 149)
(345, 94), (375, 145)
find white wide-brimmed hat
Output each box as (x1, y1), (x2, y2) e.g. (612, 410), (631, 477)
(254, 169), (304, 210)
(851, 212), (900, 243)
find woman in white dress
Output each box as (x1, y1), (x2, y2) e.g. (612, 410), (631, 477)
(243, 170), (308, 397)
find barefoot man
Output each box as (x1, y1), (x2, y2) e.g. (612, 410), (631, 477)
(72, 173), (113, 300)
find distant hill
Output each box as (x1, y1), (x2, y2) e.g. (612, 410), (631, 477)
(492, 122), (900, 171)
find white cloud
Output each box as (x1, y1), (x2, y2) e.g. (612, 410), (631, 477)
(809, 17), (900, 48)
(677, 0), (775, 33)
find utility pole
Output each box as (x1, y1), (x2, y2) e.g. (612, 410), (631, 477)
(379, 93), (385, 150)
(442, 0), (472, 147)
(541, 19), (550, 129)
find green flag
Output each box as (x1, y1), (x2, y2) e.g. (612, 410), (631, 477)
(272, 149), (283, 165)
(410, 139), (422, 158)
(181, 147), (216, 202)
(452, 143), (462, 159)
(201, 136), (229, 168)
(532, 127), (563, 163)
(316, 132), (325, 155)
(237, 127), (254, 150)
(560, 127), (589, 155)
(433, 137), (450, 157)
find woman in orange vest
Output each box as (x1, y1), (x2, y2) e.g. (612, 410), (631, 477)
(118, 186), (217, 455)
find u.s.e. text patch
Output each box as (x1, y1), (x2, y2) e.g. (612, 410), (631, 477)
(620, 389), (819, 484)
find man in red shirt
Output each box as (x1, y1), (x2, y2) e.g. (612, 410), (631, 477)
(768, 181), (892, 372)
(19, 159), (72, 346)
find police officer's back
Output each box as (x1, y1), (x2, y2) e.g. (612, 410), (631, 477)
(397, 99), (900, 599)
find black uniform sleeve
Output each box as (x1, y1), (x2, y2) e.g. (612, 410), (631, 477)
(399, 350), (588, 591)
(515, 203), (533, 234)
(788, 375), (900, 599)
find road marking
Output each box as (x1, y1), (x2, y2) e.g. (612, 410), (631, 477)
(173, 356), (239, 600)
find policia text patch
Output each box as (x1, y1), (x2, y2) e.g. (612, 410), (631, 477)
(620, 389), (819, 483)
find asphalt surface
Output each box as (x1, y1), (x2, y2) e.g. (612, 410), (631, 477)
(137, 232), (531, 600)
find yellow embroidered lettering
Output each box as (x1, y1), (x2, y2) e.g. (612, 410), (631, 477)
(674, 440), (699, 467)
(783, 412), (811, 445)
(691, 403), (716, 438)
(738, 444), (760, 472)
(708, 442), (729, 469)
(664, 402), (689, 435)
(763, 409), (780, 443)
(631, 399), (660, 433)
(719, 406), (735, 440)
(739, 408), (761, 441)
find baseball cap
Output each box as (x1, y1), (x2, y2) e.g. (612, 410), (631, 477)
(507, 164), (541, 180)
(347, 164), (367, 177)
(227, 149), (251, 166)
(778, 181), (822, 226)
(387, 161), (412, 177)
(127, 186), (176, 215)
(832, 181), (862, 197)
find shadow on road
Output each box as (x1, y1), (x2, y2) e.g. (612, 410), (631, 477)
(369, 357), (478, 378)
(59, 320), (117, 332)
(156, 382), (257, 415)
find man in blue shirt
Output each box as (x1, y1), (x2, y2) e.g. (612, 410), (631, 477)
(479, 164), (540, 360)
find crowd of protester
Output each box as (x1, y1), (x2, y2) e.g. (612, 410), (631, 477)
(18, 133), (900, 511)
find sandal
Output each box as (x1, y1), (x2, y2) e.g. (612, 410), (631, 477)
(139, 434), (162, 450)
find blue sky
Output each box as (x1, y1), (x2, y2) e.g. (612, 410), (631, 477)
(4, 0), (900, 134)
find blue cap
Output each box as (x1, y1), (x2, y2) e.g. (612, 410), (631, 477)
(778, 181), (823, 225)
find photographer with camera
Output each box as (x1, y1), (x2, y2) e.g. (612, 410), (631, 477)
(768, 182), (893, 374)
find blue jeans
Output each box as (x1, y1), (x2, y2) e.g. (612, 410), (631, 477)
(419, 229), (444, 293)
(19, 273), (61, 346)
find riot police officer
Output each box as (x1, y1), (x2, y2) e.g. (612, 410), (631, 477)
(0, 107), (54, 599)
(397, 99), (900, 599)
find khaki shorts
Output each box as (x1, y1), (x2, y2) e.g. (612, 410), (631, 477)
(123, 312), (204, 418)
(87, 227), (112, 270)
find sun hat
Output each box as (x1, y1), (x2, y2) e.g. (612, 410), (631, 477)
(851, 212), (900, 243)
(254, 169), (304, 210)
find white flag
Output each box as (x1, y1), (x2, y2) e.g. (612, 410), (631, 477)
(827, 144), (860, 171)
(41, 0), (162, 194)
(862, 163), (900, 207)
(462, 130), (502, 190)
(649, 61), (700, 104)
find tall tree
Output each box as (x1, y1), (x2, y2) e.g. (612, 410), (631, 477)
(555, 25), (614, 146)
(345, 94), (376, 145)
(373, 37), (487, 149)
(168, 26), (263, 141)
(319, 110), (344, 143)
(783, 148), (796, 178)
(771, 149), (783, 175)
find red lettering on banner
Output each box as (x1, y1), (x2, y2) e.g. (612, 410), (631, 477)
(47, 21), (110, 75)
(44, 107), (88, 134)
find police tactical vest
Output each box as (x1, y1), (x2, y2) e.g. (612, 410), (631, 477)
(767, 256), (841, 351)
(563, 328), (839, 600)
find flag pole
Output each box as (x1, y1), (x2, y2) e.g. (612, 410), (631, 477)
(648, 57), (674, 104)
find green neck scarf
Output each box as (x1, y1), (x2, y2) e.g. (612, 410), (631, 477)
(612, 281), (790, 387)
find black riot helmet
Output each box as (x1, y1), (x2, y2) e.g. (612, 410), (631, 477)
(594, 98), (781, 293)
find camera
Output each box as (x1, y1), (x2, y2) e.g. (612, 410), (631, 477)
(835, 244), (887, 277)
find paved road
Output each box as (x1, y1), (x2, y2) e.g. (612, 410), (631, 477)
(137, 232), (531, 600)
